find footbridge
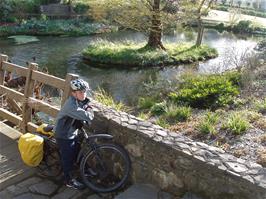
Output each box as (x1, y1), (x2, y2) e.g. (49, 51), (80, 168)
(0, 54), (266, 199)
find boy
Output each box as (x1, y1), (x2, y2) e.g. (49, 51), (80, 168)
(54, 79), (94, 190)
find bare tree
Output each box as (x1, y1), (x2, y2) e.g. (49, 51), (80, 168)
(181, 0), (217, 46)
(87, 0), (181, 50)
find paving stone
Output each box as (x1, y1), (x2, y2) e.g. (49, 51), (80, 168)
(114, 184), (158, 199)
(51, 186), (80, 199)
(86, 194), (102, 199)
(0, 189), (13, 199)
(6, 184), (28, 196)
(29, 180), (58, 196)
(181, 192), (204, 199)
(12, 193), (49, 199)
(17, 177), (42, 188)
(158, 191), (175, 199)
(71, 189), (93, 199)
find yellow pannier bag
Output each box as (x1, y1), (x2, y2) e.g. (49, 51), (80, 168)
(18, 133), (44, 167)
(36, 123), (54, 137)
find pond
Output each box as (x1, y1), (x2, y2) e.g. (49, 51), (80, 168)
(0, 29), (263, 105)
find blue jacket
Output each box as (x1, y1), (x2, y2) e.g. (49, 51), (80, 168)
(54, 96), (94, 139)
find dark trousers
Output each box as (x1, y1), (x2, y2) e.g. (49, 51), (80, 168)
(56, 138), (79, 182)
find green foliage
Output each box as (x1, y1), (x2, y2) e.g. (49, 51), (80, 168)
(0, 0), (15, 22)
(169, 73), (240, 109)
(256, 39), (266, 51)
(138, 97), (157, 110)
(225, 71), (242, 86)
(223, 113), (250, 135)
(165, 104), (191, 123)
(0, 19), (114, 37)
(82, 41), (217, 67)
(40, 14), (47, 21)
(73, 2), (90, 14)
(94, 88), (131, 112)
(216, 5), (266, 18)
(155, 117), (170, 128)
(198, 112), (219, 135)
(232, 20), (253, 33)
(215, 23), (225, 32)
(230, 20), (266, 34)
(255, 98), (266, 114)
(150, 102), (166, 116)
(137, 112), (150, 120)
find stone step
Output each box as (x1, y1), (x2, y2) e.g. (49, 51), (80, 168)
(114, 184), (174, 199)
(0, 174), (205, 199)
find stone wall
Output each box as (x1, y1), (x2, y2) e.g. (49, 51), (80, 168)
(91, 101), (266, 199)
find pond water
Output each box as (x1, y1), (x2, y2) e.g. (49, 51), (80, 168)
(0, 29), (263, 105)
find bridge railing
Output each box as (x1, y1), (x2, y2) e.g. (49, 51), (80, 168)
(0, 54), (78, 133)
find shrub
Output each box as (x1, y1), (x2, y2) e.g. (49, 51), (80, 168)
(256, 39), (266, 51)
(255, 98), (266, 114)
(232, 20), (253, 33)
(165, 104), (191, 123)
(198, 112), (219, 135)
(0, 0), (14, 22)
(169, 74), (240, 109)
(155, 117), (170, 128)
(224, 71), (242, 86)
(137, 112), (151, 120)
(215, 23), (225, 32)
(223, 113), (250, 135)
(73, 2), (90, 14)
(138, 97), (157, 110)
(150, 102), (166, 116)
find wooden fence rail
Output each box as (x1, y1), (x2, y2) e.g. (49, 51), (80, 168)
(0, 54), (78, 133)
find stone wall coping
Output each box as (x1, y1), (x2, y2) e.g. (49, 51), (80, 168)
(91, 101), (266, 194)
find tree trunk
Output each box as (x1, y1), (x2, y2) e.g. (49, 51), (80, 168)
(196, 20), (204, 47)
(146, 0), (165, 50)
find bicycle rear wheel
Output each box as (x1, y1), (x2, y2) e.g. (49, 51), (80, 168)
(37, 139), (62, 177)
(80, 143), (131, 193)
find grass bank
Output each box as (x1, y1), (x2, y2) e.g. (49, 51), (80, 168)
(95, 66), (266, 166)
(0, 19), (117, 37)
(215, 5), (266, 18)
(82, 41), (218, 67)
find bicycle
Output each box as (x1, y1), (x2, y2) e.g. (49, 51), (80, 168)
(34, 122), (131, 193)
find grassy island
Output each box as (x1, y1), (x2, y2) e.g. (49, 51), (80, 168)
(82, 41), (218, 67)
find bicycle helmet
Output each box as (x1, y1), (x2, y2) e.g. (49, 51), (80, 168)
(70, 79), (90, 92)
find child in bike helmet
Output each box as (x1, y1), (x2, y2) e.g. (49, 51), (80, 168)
(54, 78), (94, 190)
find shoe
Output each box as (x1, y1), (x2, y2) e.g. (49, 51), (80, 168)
(65, 178), (86, 190)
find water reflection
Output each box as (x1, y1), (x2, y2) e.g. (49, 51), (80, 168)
(0, 29), (263, 104)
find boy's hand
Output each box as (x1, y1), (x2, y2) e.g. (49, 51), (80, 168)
(84, 104), (92, 111)
(81, 97), (92, 110)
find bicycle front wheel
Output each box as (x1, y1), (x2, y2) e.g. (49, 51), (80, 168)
(80, 143), (131, 193)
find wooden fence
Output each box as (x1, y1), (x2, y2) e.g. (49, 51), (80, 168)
(0, 54), (78, 133)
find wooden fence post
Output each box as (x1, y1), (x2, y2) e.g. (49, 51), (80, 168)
(61, 73), (79, 107)
(0, 54), (8, 85)
(21, 62), (38, 133)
